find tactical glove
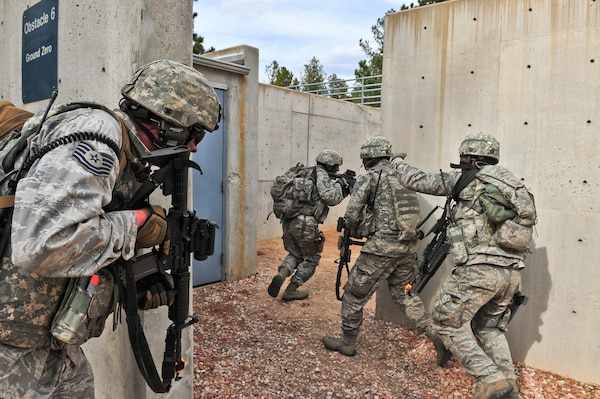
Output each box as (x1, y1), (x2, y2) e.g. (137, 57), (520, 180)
(136, 272), (175, 310)
(135, 205), (168, 249)
(391, 152), (407, 169)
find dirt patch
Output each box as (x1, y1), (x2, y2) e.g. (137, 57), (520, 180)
(193, 226), (600, 398)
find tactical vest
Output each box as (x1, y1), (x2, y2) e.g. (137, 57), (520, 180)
(385, 167), (421, 240)
(361, 163), (421, 240)
(0, 103), (138, 348)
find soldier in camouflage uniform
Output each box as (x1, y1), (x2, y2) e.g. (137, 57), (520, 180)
(0, 60), (221, 398)
(268, 149), (350, 301)
(392, 134), (537, 399)
(322, 137), (449, 365)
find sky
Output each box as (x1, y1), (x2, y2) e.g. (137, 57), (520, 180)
(193, 1), (411, 84)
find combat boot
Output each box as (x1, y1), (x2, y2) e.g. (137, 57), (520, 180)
(471, 379), (512, 399)
(428, 334), (452, 367)
(281, 282), (308, 301)
(322, 332), (357, 356)
(268, 268), (290, 298)
(501, 380), (519, 399)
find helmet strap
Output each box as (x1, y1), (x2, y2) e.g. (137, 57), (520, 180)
(121, 100), (166, 150)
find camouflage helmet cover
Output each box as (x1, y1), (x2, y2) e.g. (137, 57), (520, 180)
(459, 133), (500, 162)
(121, 59), (220, 131)
(316, 149), (343, 167)
(360, 136), (392, 159)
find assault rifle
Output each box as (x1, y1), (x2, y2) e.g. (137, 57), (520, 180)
(405, 170), (456, 295)
(116, 146), (217, 393)
(328, 169), (357, 192)
(334, 217), (364, 300)
(404, 198), (452, 294)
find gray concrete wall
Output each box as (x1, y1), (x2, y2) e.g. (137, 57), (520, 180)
(257, 86), (383, 241)
(1, 1), (195, 398)
(379, 0), (600, 385)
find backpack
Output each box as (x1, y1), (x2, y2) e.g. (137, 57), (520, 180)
(476, 167), (537, 252)
(270, 163), (316, 220)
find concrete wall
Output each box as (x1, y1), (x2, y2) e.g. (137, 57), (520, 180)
(378, 0), (600, 385)
(1, 1), (195, 398)
(257, 86), (382, 241)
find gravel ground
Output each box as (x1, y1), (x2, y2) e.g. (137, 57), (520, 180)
(192, 227), (600, 399)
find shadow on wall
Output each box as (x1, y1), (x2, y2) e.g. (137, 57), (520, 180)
(506, 243), (550, 361)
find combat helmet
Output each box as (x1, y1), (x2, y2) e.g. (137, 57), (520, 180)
(459, 133), (500, 164)
(360, 136), (392, 159)
(316, 149), (343, 167)
(121, 60), (221, 147)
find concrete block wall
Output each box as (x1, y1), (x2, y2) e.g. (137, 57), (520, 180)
(379, 0), (600, 385)
(257, 86), (383, 241)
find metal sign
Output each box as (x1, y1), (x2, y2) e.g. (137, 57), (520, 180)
(22, 0), (58, 104)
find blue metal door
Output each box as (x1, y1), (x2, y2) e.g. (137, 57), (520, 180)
(192, 88), (226, 286)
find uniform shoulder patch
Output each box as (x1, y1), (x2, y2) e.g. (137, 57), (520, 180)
(72, 141), (115, 176)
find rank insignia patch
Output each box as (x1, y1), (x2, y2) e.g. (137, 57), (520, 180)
(72, 142), (115, 176)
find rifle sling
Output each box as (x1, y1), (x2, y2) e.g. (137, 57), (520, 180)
(115, 260), (173, 393)
(452, 167), (478, 199)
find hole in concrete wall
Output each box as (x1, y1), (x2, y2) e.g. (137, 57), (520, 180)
(424, 26), (427, 29)
(524, 121), (528, 125)
(421, 76), (425, 79)
(527, 65), (531, 69)
(473, 18), (477, 21)
(591, 59), (595, 63)
(529, 8), (533, 11)
(470, 71), (475, 74)
(468, 124), (472, 127)
(587, 120), (592, 124)
(101, 67), (105, 73)
(419, 125), (424, 129)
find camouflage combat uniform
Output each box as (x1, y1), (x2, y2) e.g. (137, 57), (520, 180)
(393, 157), (537, 391)
(278, 165), (346, 286)
(0, 60), (221, 399)
(339, 159), (439, 341)
(0, 106), (140, 399)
